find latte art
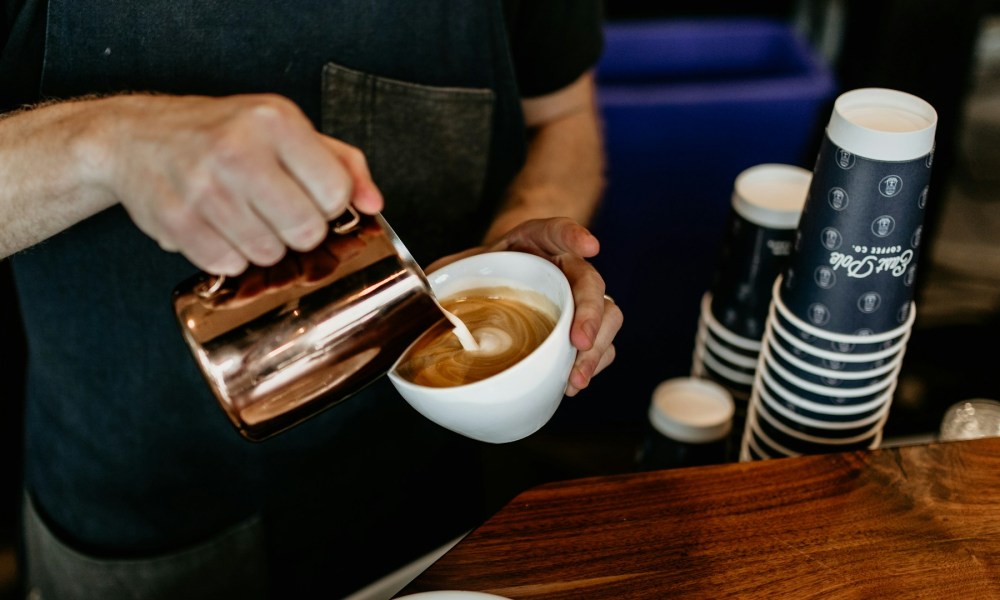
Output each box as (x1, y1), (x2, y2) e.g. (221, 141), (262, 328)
(394, 286), (558, 387)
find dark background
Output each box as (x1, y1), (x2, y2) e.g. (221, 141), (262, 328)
(3, 1), (1000, 597)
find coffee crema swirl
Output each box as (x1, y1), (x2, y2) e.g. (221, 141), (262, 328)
(394, 286), (558, 388)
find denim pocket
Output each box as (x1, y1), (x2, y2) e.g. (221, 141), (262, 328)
(321, 63), (495, 265)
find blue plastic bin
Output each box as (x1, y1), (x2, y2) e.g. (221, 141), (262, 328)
(566, 18), (837, 430)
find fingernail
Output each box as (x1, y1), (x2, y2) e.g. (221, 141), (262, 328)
(283, 221), (326, 250)
(207, 252), (247, 276)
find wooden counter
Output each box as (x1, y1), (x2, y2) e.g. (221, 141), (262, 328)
(401, 438), (1000, 598)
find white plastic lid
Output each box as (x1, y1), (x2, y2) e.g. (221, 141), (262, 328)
(732, 163), (810, 229)
(827, 88), (937, 161)
(648, 377), (735, 444)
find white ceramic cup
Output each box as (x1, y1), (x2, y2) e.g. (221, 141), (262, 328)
(388, 251), (575, 444)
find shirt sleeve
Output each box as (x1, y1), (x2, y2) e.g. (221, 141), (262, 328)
(504, 0), (605, 99)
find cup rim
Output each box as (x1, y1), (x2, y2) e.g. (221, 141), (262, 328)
(698, 326), (759, 370)
(751, 406), (883, 453)
(648, 377), (735, 444)
(732, 163), (810, 229)
(756, 379), (891, 429)
(755, 396), (886, 445)
(761, 343), (900, 398)
(696, 346), (756, 386)
(827, 87), (938, 161)
(387, 251), (573, 395)
(772, 276), (916, 343)
(749, 415), (800, 457)
(745, 432), (774, 461)
(701, 293), (762, 351)
(765, 326), (903, 380)
(768, 303), (909, 362)
(758, 365), (896, 415)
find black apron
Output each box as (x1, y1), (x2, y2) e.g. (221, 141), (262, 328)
(14, 0), (526, 594)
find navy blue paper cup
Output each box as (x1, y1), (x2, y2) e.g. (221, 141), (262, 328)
(755, 373), (891, 425)
(748, 417), (798, 458)
(708, 164), (808, 340)
(700, 293), (762, 358)
(749, 405), (881, 455)
(697, 346), (756, 391)
(772, 278), (913, 354)
(779, 88), (936, 335)
(764, 330), (902, 390)
(744, 432), (775, 461)
(758, 359), (896, 411)
(699, 329), (759, 375)
(767, 308), (906, 372)
(760, 346), (898, 407)
(753, 387), (888, 441)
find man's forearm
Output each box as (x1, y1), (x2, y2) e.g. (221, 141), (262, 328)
(0, 99), (116, 258)
(484, 73), (605, 244)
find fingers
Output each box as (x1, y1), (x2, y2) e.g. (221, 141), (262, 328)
(494, 217), (599, 259)
(566, 295), (623, 397)
(118, 94), (383, 275)
(320, 137), (384, 215)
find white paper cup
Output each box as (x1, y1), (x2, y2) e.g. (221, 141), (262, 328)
(388, 252), (574, 444)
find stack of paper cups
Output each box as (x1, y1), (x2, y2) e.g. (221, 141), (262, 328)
(693, 164), (809, 444)
(742, 88), (937, 461)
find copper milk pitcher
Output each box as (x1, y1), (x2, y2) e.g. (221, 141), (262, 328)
(172, 209), (444, 441)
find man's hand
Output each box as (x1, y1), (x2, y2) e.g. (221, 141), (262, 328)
(0, 93), (383, 274)
(427, 217), (623, 397)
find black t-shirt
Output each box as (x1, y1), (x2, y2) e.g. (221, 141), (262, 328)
(1, 0), (603, 111)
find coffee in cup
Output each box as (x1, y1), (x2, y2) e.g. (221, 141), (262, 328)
(388, 251), (575, 444)
(394, 286), (559, 387)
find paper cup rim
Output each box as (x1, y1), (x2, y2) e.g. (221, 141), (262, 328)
(732, 163), (810, 229)
(701, 293), (763, 351)
(758, 365), (896, 415)
(754, 394), (887, 444)
(755, 380), (891, 430)
(761, 330), (903, 386)
(698, 328), (759, 370)
(827, 88), (937, 161)
(769, 305), (909, 362)
(773, 276), (916, 343)
(762, 343), (900, 398)
(648, 377), (735, 443)
(764, 327), (904, 380)
(696, 347), (756, 386)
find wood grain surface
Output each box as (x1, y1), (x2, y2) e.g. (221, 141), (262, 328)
(400, 438), (1000, 599)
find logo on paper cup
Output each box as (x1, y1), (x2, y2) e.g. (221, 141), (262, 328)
(904, 265), (917, 287)
(837, 148), (856, 169)
(808, 303), (831, 326)
(828, 187), (849, 211)
(779, 132), (932, 334)
(878, 175), (902, 197)
(814, 266), (836, 289)
(821, 228), (843, 250)
(871, 216), (895, 238)
(857, 292), (881, 314)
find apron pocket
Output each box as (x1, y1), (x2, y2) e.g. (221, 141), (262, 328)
(321, 63), (495, 265)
